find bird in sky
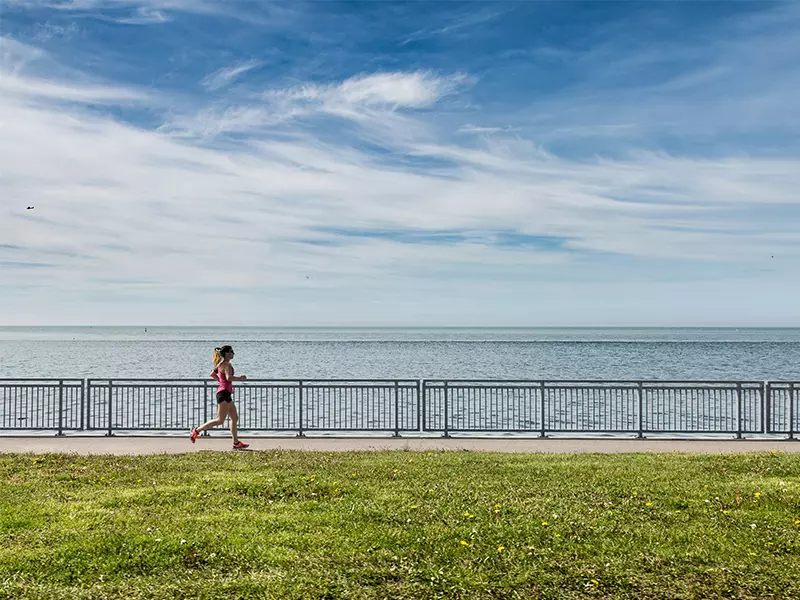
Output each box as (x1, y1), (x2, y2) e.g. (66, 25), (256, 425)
(26, 206), (34, 210)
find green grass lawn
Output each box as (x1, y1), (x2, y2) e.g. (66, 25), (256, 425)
(1, 450), (799, 599)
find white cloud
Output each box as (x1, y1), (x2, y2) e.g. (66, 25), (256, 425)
(1, 24), (799, 325)
(201, 59), (262, 91)
(1, 73), (149, 103)
(1, 36), (150, 104)
(457, 124), (518, 136)
(1, 35), (45, 73)
(115, 7), (169, 24)
(32, 21), (80, 42)
(269, 71), (470, 117)
(165, 71), (469, 139)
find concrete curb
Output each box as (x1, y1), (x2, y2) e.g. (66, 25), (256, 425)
(2, 436), (799, 455)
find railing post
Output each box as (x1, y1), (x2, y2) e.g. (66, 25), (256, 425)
(418, 379), (424, 433)
(297, 381), (305, 437)
(539, 381), (546, 438)
(106, 380), (114, 436)
(393, 380), (401, 437)
(80, 379), (86, 431)
(790, 383), (795, 441)
(760, 381), (766, 435)
(56, 380), (65, 436)
(765, 382), (772, 435)
(202, 381), (210, 436)
(637, 382), (644, 439)
(736, 382), (743, 439)
(443, 382), (450, 438)
(86, 380), (92, 431)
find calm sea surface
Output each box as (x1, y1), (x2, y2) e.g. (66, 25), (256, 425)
(1, 327), (799, 381)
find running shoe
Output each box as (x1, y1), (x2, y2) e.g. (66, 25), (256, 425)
(232, 441), (249, 450)
(190, 427), (199, 444)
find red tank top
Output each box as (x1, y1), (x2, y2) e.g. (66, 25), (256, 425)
(215, 364), (233, 393)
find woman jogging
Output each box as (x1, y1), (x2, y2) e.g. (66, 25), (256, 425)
(190, 345), (249, 450)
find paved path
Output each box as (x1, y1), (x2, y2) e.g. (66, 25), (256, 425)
(1, 436), (798, 455)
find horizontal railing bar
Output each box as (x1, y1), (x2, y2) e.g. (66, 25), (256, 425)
(437, 386), (757, 392)
(0, 383), (83, 387)
(0, 379), (84, 383)
(82, 385), (418, 390)
(429, 429), (638, 433)
(292, 428), (419, 432)
(87, 385), (209, 389)
(423, 379), (765, 385)
(85, 378), (420, 383)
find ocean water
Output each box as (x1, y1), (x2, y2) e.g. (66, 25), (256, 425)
(1, 327), (799, 381)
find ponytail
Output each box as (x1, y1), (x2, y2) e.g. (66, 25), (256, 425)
(212, 345), (233, 368)
(212, 347), (224, 368)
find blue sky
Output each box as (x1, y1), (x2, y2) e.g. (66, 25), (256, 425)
(1, 0), (799, 326)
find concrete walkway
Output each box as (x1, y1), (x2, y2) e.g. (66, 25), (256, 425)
(1, 436), (798, 455)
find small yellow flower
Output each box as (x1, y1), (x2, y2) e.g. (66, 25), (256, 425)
(497, 545), (505, 552)
(541, 521), (548, 526)
(591, 579), (599, 586)
(410, 505), (418, 509)
(722, 510), (730, 515)
(675, 510), (681, 514)
(749, 552), (757, 557)
(754, 492), (761, 498)
(794, 519), (800, 525)
(460, 540), (469, 546)
(645, 502), (653, 507)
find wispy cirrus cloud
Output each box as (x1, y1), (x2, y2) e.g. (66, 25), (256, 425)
(268, 71), (471, 118)
(1, 73), (149, 103)
(400, 6), (508, 45)
(165, 71), (470, 138)
(1, 35), (151, 103)
(201, 59), (262, 91)
(1, 1), (799, 325)
(115, 7), (169, 24)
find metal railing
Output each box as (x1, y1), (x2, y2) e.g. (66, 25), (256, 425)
(84, 379), (420, 436)
(423, 380), (767, 437)
(766, 382), (799, 438)
(0, 379), (84, 435)
(0, 378), (797, 438)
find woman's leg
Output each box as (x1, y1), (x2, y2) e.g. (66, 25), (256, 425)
(229, 402), (239, 444)
(198, 401), (227, 432)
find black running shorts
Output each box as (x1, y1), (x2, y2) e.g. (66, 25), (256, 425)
(216, 390), (233, 403)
